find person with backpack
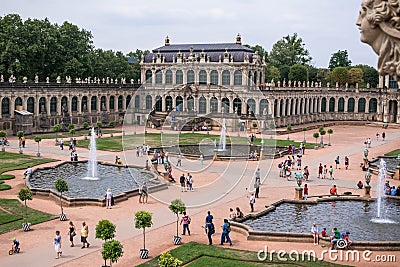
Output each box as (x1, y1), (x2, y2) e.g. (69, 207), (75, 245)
(205, 221), (214, 245)
(220, 218), (232, 246)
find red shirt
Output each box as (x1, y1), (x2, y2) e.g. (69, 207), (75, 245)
(304, 187), (308, 195)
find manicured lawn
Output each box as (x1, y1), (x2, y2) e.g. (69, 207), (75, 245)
(385, 149), (400, 157)
(0, 199), (57, 234)
(69, 132), (315, 152)
(25, 128), (121, 140)
(0, 152), (56, 175)
(137, 242), (347, 267)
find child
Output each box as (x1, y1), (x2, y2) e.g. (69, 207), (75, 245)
(321, 228), (327, 237)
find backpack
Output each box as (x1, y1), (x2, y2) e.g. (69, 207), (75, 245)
(209, 223), (215, 234)
(226, 222), (231, 233)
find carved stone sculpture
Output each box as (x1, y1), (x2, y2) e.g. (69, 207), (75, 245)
(35, 75), (39, 83)
(357, 0), (400, 80)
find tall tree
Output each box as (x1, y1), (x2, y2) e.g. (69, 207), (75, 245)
(316, 68), (332, 86)
(289, 64), (308, 82)
(331, 67), (349, 86)
(265, 65), (280, 83)
(348, 67), (364, 86)
(245, 44), (268, 60)
(354, 64), (379, 88)
(268, 33), (312, 71)
(328, 50), (352, 70)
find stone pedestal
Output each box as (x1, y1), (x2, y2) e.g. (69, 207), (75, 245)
(395, 168), (400, 180)
(295, 187), (303, 200)
(364, 185), (371, 198)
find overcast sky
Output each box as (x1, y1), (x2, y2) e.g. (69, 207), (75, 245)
(1, 0), (376, 68)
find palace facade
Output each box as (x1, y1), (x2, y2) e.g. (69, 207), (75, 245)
(0, 35), (399, 134)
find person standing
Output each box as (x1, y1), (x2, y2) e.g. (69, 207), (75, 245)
(323, 165), (328, 179)
(335, 156), (340, 169)
(255, 168), (260, 181)
(21, 135), (26, 148)
(200, 154), (204, 165)
(68, 221), (76, 247)
(311, 223), (319, 245)
(303, 184), (309, 200)
(220, 219), (232, 246)
(60, 138), (64, 150)
(105, 188), (113, 209)
(141, 182), (148, 203)
(249, 193), (255, 212)
(177, 153), (182, 166)
(382, 132), (386, 141)
(318, 163), (323, 178)
(329, 165), (334, 180)
(254, 179), (260, 198)
(180, 174), (186, 192)
(80, 222), (90, 249)
(205, 220), (214, 245)
(188, 175), (194, 191)
(180, 211), (191, 236)
(54, 230), (62, 259)
(344, 156), (349, 170)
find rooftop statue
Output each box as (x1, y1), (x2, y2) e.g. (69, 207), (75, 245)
(357, 0), (400, 79)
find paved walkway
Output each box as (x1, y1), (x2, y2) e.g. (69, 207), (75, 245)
(0, 125), (400, 267)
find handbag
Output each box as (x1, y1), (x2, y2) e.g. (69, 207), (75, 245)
(71, 231), (76, 237)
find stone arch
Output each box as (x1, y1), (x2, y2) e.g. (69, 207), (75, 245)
(61, 96), (68, 112)
(247, 99), (256, 115)
(329, 97), (335, 112)
(39, 97), (46, 113)
(27, 97), (35, 113)
(234, 70), (242, 86)
(198, 96), (206, 114)
(187, 96), (194, 111)
(369, 98), (377, 113)
(321, 97), (327, 112)
(126, 95), (132, 108)
(260, 99), (269, 115)
(91, 96), (97, 111)
(155, 70), (162, 84)
(165, 96), (173, 111)
(155, 95), (162, 111)
(338, 97), (345, 112)
(358, 98), (366, 113)
(210, 70), (218, 85)
(222, 97), (230, 112)
(50, 96), (57, 114)
(101, 96), (107, 111)
(1, 97), (10, 115)
(233, 98), (242, 115)
(145, 70), (152, 83)
(72, 96), (78, 112)
(285, 99), (290, 116)
(109, 96), (115, 110)
(280, 99), (284, 116)
(222, 70), (230, 86)
(145, 95), (152, 109)
(81, 96), (88, 112)
(295, 99), (299, 115)
(134, 95), (140, 110)
(274, 99), (278, 117)
(15, 97), (23, 108)
(118, 95), (123, 110)
(210, 97), (218, 112)
(348, 97), (355, 112)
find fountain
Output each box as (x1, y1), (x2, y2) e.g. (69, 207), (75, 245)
(371, 159), (397, 224)
(218, 119), (226, 151)
(84, 127), (99, 180)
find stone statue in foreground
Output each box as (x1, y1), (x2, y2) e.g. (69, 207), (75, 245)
(357, 0), (400, 80)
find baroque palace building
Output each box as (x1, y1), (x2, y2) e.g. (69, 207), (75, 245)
(0, 34), (400, 134)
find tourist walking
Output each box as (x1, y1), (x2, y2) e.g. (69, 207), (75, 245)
(254, 179), (260, 198)
(249, 193), (255, 212)
(180, 174), (186, 192)
(139, 182), (148, 203)
(220, 219), (232, 246)
(318, 163), (323, 178)
(205, 220), (215, 245)
(255, 168), (260, 181)
(323, 165), (328, 179)
(335, 156), (340, 169)
(54, 230), (62, 259)
(344, 156), (349, 170)
(68, 221), (76, 247)
(311, 223), (319, 245)
(105, 188), (113, 209)
(382, 132), (386, 141)
(177, 153), (182, 166)
(188, 174), (194, 191)
(60, 138), (64, 150)
(180, 211), (191, 235)
(80, 222), (90, 249)
(329, 165), (334, 179)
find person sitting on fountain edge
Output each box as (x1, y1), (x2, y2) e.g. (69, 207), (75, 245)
(330, 227), (341, 249)
(357, 180), (364, 189)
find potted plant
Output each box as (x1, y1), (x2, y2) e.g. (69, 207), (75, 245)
(134, 210), (153, 259)
(327, 128), (333, 146)
(55, 178), (69, 221)
(168, 199), (186, 245)
(313, 132), (320, 150)
(319, 129), (326, 148)
(158, 252), (183, 267)
(34, 136), (42, 157)
(17, 131), (24, 154)
(286, 124), (292, 140)
(18, 188), (32, 231)
(101, 240), (123, 267)
(96, 219), (116, 243)
(302, 127), (307, 143)
(53, 124), (61, 145)
(0, 130), (6, 152)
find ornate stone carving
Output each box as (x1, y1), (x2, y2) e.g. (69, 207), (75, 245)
(357, 0), (400, 79)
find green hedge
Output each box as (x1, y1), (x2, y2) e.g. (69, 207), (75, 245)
(0, 174), (15, 180)
(0, 184), (12, 190)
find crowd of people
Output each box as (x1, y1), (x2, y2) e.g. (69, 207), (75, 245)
(384, 181), (400, 196)
(310, 223), (352, 250)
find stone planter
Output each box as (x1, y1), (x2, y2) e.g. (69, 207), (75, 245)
(140, 248), (149, 259)
(22, 222), (31, 231)
(59, 213), (67, 221)
(173, 235), (182, 245)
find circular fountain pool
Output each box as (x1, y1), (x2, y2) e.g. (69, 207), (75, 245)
(29, 162), (155, 199)
(242, 199), (400, 241)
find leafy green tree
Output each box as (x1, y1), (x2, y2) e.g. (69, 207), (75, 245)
(307, 65), (318, 83)
(83, 122), (89, 129)
(279, 65), (291, 81)
(348, 67), (364, 86)
(168, 199), (186, 238)
(127, 49), (150, 81)
(331, 67), (349, 86)
(328, 50), (352, 70)
(55, 179), (69, 215)
(34, 136), (42, 156)
(96, 219), (116, 242)
(316, 68), (332, 87)
(245, 44), (268, 60)
(354, 64), (379, 88)
(269, 33), (312, 70)
(288, 64), (308, 82)
(134, 211), (153, 251)
(102, 240), (123, 267)
(313, 132), (320, 146)
(18, 188), (32, 223)
(319, 129), (326, 147)
(265, 65), (280, 83)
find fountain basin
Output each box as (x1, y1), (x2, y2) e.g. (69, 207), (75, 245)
(28, 161), (165, 206)
(233, 197), (400, 250)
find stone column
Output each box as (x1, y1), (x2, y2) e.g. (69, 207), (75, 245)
(344, 98), (348, 113)
(269, 99), (274, 117)
(334, 98), (338, 112)
(365, 98), (370, 114)
(162, 96), (166, 112)
(383, 100), (389, 122)
(355, 98), (359, 113)
(397, 101), (400, 123)
(46, 98), (51, 115)
(276, 99), (281, 117)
